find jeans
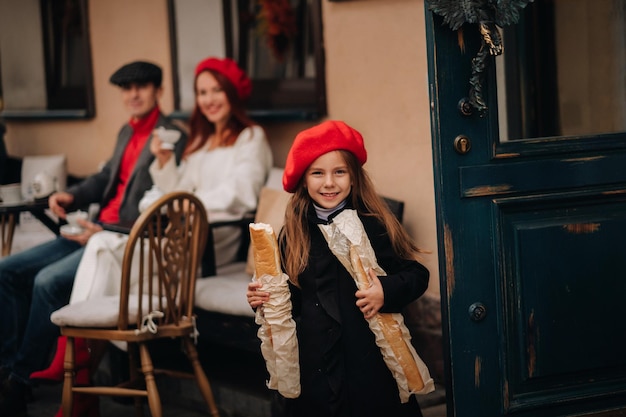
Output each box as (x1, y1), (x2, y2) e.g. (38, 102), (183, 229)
(0, 237), (84, 384)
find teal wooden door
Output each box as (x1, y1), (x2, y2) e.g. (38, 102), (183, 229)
(426, 1), (626, 416)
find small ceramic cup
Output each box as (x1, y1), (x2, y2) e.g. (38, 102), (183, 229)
(66, 210), (88, 228)
(155, 127), (181, 150)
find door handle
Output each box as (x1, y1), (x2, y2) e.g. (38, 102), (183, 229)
(458, 97), (473, 116)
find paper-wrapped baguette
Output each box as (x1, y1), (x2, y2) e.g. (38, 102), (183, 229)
(318, 209), (434, 402)
(350, 246), (425, 392)
(250, 223), (279, 344)
(249, 223), (301, 398)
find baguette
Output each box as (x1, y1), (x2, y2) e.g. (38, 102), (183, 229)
(249, 222), (281, 344)
(249, 222), (301, 398)
(250, 223), (281, 277)
(350, 246), (425, 392)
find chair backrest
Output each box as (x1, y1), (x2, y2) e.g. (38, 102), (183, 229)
(117, 191), (209, 330)
(381, 195), (405, 223)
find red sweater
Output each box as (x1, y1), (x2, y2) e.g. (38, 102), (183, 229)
(98, 106), (160, 223)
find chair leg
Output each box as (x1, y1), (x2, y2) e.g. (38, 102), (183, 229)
(183, 338), (220, 417)
(62, 336), (75, 417)
(127, 343), (144, 417)
(139, 343), (162, 417)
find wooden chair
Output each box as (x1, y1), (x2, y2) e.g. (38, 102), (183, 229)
(56, 191), (219, 417)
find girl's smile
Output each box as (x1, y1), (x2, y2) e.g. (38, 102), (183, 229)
(305, 151), (352, 209)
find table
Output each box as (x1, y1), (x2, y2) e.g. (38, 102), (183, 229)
(0, 199), (60, 256)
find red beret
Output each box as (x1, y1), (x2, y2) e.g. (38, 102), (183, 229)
(283, 120), (367, 193)
(194, 57), (252, 100)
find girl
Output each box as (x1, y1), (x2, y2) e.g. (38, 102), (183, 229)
(247, 120), (429, 417)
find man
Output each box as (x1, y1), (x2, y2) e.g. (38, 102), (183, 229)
(0, 61), (187, 416)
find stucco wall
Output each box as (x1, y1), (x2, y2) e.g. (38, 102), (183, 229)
(321, 0), (439, 296)
(2, 0), (440, 298)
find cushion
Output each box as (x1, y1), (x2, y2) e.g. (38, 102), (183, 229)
(244, 186), (291, 275)
(21, 154), (67, 200)
(51, 294), (166, 328)
(194, 262), (255, 317)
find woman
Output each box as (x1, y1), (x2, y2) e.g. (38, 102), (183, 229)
(149, 56), (272, 266)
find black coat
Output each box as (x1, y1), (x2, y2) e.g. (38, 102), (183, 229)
(277, 208), (429, 417)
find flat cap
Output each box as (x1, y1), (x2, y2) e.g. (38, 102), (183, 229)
(109, 61), (162, 87)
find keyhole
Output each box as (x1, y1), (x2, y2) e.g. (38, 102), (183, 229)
(454, 135), (472, 154)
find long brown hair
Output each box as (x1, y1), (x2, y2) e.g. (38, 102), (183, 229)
(281, 150), (422, 284)
(184, 69), (256, 156)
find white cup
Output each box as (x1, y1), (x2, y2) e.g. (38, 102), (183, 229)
(0, 183), (22, 204)
(155, 127), (181, 150)
(66, 210), (88, 228)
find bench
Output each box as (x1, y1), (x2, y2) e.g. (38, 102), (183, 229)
(193, 168), (289, 353)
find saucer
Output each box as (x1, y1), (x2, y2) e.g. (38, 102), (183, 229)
(60, 224), (84, 236)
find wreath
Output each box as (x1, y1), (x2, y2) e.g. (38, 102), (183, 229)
(427, 0), (535, 115)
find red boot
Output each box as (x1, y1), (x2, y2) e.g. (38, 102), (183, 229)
(30, 337), (90, 383)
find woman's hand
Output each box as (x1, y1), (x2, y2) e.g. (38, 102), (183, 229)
(61, 219), (103, 246)
(247, 280), (270, 309)
(150, 131), (174, 168)
(355, 269), (385, 319)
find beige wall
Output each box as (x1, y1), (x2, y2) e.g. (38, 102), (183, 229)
(321, 0), (439, 296)
(2, 0), (440, 297)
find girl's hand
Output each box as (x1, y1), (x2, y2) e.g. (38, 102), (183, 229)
(355, 269), (384, 319)
(150, 131), (174, 168)
(247, 280), (270, 309)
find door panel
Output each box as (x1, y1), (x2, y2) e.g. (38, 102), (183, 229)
(497, 193), (626, 413)
(426, 1), (626, 416)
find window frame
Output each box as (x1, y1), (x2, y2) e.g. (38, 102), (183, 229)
(0, 0), (95, 120)
(168, 0), (327, 122)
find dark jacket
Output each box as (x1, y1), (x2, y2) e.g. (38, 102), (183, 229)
(66, 113), (186, 223)
(279, 206), (429, 417)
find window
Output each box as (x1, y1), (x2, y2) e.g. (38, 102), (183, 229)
(0, 0), (95, 119)
(497, 0), (626, 140)
(169, 0), (326, 121)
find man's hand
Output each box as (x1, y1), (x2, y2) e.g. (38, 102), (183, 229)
(48, 192), (74, 219)
(60, 219), (103, 246)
